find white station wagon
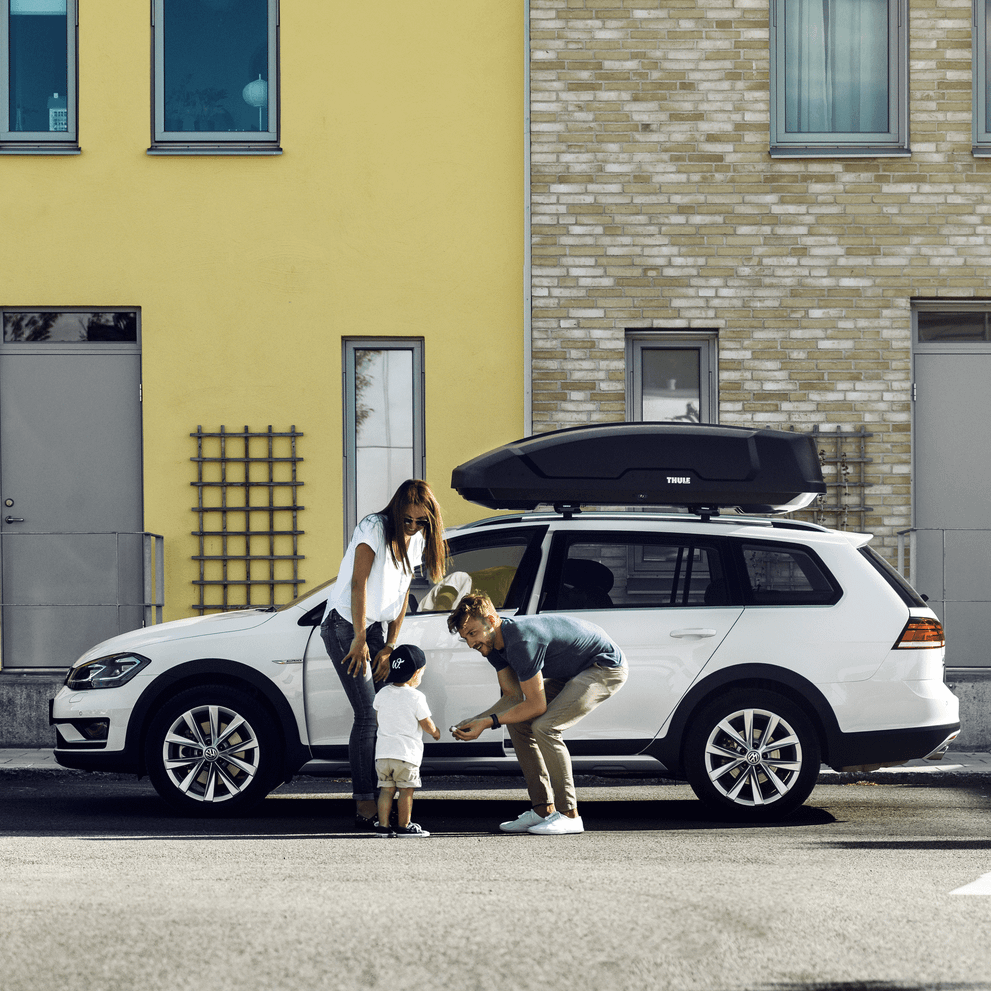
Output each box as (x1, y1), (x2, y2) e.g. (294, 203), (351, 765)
(50, 424), (960, 821)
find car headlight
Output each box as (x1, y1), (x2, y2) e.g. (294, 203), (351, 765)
(65, 653), (151, 690)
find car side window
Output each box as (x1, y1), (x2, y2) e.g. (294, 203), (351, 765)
(542, 536), (727, 610)
(739, 542), (840, 606)
(408, 527), (545, 613)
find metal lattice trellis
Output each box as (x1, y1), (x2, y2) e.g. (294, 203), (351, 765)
(797, 424), (874, 531)
(191, 425), (305, 613)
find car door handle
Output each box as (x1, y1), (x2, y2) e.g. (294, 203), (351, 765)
(4, 517), (24, 524)
(670, 629), (717, 639)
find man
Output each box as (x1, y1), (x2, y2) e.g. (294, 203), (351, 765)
(448, 593), (628, 835)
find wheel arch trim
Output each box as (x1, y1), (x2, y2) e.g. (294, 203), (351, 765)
(645, 663), (840, 773)
(127, 658), (309, 776)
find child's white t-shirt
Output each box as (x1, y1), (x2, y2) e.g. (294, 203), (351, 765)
(374, 684), (432, 765)
(323, 513), (424, 626)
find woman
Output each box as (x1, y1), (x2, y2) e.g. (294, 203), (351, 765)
(320, 479), (447, 830)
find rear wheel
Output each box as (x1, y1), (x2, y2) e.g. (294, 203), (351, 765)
(684, 689), (820, 822)
(144, 685), (282, 816)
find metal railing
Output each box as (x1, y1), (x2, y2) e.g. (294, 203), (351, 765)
(0, 530), (164, 629)
(896, 527), (916, 582)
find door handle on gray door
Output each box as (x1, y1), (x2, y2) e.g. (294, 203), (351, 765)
(5, 517), (24, 523)
(670, 629), (717, 639)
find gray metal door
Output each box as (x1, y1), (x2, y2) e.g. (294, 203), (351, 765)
(0, 351), (143, 670)
(914, 352), (991, 668)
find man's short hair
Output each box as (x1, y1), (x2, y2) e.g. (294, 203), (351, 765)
(447, 592), (496, 635)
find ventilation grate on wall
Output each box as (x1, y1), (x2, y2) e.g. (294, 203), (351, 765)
(191, 425), (304, 613)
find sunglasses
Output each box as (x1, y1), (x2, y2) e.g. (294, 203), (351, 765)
(403, 515), (430, 529)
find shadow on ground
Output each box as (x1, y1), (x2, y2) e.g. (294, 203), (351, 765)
(0, 775), (836, 837)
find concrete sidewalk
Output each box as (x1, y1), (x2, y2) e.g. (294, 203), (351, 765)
(3, 748), (991, 783)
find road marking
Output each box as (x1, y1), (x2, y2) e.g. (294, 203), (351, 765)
(951, 872), (991, 896)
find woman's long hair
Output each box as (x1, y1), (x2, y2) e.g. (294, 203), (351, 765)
(377, 479), (447, 583)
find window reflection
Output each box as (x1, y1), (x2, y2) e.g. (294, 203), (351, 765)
(783, 0), (889, 135)
(8, 0), (68, 134)
(354, 349), (414, 522)
(2, 311), (138, 343)
(917, 312), (989, 344)
(161, 0), (269, 134)
(642, 348), (700, 422)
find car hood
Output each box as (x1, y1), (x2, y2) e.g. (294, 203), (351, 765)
(74, 608), (278, 662)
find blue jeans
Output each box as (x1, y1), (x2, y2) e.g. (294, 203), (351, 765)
(319, 610), (386, 802)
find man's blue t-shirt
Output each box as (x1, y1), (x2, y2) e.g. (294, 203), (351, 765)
(487, 615), (624, 683)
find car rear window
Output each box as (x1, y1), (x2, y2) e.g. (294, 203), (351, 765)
(858, 545), (928, 608)
(739, 542), (841, 606)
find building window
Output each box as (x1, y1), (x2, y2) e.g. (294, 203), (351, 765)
(626, 332), (717, 424)
(343, 339), (425, 542)
(150, 0), (279, 155)
(769, 0), (908, 158)
(0, 0), (77, 154)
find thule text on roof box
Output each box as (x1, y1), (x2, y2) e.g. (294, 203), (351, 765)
(451, 422), (826, 516)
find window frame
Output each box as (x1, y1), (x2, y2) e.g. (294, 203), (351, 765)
(913, 299), (991, 349)
(769, 0), (909, 159)
(0, 307), (140, 350)
(0, 0), (78, 154)
(342, 337), (425, 543)
(975, 1), (991, 154)
(626, 330), (718, 424)
(149, 0), (280, 156)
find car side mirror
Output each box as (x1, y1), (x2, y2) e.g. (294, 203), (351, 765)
(297, 602), (327, 627)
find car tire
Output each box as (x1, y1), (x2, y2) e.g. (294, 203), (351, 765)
(684, 688), (821, 822)
(144, 684), (282, 816)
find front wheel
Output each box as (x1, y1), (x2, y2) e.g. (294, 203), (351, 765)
(144, 685), (282, 816)
(684, 689), (820, 822)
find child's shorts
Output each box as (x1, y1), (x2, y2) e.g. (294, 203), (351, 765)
(375, 758), (422, 790)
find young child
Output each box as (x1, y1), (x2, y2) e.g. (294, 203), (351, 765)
(372, 643), (440, 837)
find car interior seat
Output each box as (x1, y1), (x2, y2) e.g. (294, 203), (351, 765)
(559, 558), (615, 610)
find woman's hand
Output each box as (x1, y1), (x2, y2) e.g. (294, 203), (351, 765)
(371, 644), (394, 683)
(343, 636), (371, 678)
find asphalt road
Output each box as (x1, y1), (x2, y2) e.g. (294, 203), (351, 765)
(1, 774), (990, 991)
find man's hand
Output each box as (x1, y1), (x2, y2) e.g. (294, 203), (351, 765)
(452, 718), (492, 741)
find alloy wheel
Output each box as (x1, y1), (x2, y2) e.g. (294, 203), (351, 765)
(160, 703), (261, 803)
(702, 705), (804, 808)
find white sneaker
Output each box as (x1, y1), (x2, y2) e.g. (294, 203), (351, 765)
(498, 808), (547, 833)
(527, 811), (584, 835)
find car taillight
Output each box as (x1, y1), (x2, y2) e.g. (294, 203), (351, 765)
(894, 617), (945, 649)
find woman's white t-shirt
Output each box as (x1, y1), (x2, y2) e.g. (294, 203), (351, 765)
(322, 514), (424, 627)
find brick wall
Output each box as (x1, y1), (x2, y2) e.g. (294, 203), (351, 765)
(529, 0), (982, 550)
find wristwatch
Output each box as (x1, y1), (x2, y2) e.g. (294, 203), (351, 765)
(490, 713), (500, 729)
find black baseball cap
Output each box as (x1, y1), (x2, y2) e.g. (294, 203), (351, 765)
(386, 644), (426, 684)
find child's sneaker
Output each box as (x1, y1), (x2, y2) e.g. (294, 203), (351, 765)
(393, 822), (430, 837)
(373, 823), (395, 838)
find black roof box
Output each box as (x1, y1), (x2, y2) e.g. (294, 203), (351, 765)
(451, 422), (825, 515)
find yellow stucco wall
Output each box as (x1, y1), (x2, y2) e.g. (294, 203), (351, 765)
(0, 2), (524, 621)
